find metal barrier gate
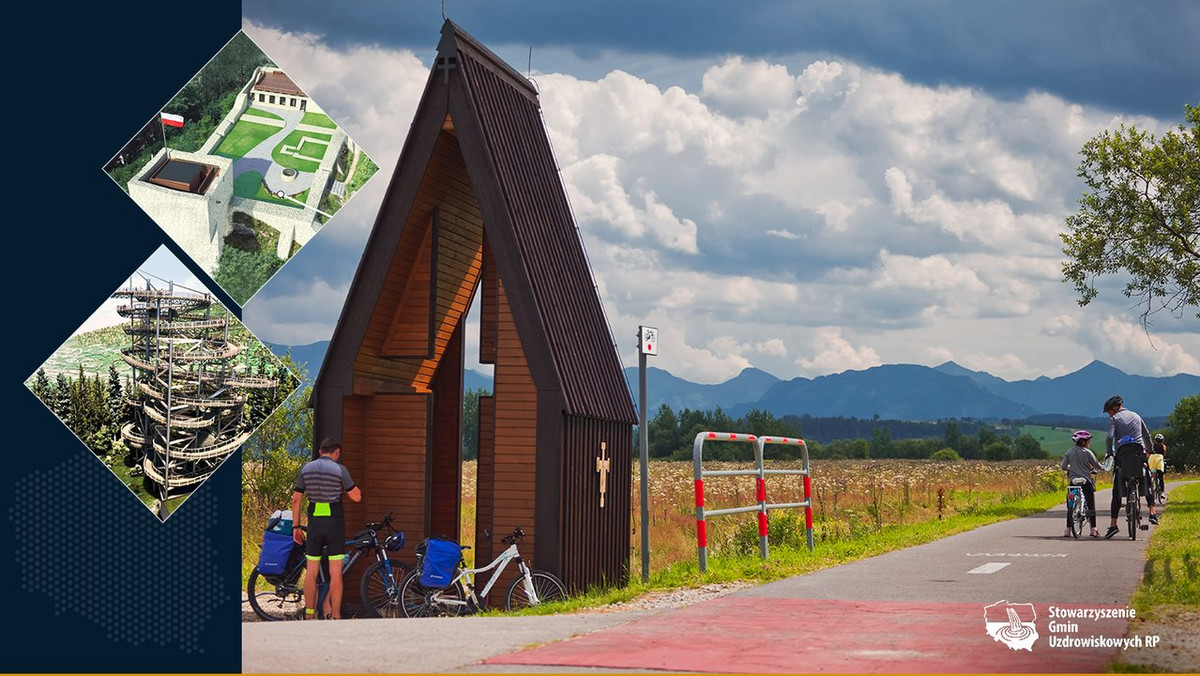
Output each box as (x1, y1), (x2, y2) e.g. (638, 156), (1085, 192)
(692, 431), (812, 572)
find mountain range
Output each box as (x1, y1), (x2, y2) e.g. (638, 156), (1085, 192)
(269, 341), (1196, 420)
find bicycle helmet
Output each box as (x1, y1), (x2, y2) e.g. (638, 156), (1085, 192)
(1072, 430), (1092, 442)
(1154, 434), (1164, 441)
(1103, 395), (1123, 413)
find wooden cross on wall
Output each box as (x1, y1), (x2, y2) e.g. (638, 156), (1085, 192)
(596, 442), (610, 508)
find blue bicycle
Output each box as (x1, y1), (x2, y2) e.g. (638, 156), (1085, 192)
(247, 512), (410, 620)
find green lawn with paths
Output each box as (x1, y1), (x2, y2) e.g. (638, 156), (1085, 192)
(271, 130), (332, 172)
(300, 111), (337, 128)
(214, 119), (280, 159)
(244, 107), (284, 122)
(232, 171), (304, 209)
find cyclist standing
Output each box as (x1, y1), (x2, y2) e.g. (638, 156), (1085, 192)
(1101, 396), (1158, 538)
(1062, 430), (1102, 537)
(292, 437), (362, 619)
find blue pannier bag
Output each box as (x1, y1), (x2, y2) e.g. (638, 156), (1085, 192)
(420, 538), (462, 588)
(257, 530), (295, 576)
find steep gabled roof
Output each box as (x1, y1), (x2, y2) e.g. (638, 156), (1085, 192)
(315, 21), (635, 424)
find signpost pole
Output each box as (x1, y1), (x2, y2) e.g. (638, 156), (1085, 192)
(637, 326), (657, 584)
(639, 348), (649, 583)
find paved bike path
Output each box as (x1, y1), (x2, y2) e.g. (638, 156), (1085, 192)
(482, 483), (1185, 673)
(242, 483), (1186, 673)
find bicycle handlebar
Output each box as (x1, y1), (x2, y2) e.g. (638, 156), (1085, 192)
(501, 527), (525, 544)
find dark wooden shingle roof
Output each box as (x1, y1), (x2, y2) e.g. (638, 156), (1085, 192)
(451, 24), (636, 423)
(314, 21), (635, 425)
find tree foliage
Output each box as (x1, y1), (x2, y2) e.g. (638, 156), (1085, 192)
(1163, 394), (1199, 471)
(241, 353), (311, 509)
(1061, 104), (1200, 322)
(32, 368), (131, 456)
(214, 246), (284, 305)
(461, 388), (486, 460)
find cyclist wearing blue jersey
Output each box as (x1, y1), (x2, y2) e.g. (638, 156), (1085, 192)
(1101, 396), (1158, 538)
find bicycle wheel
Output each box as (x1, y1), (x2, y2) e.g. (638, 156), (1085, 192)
(1070, 492), (1085, 539)
(360, 558), (412, 618)
(505, 570), (567, 611)
(247, 569), (305, 621)
(399, 569), (466, 618)
(1126, 482), (1138, 540)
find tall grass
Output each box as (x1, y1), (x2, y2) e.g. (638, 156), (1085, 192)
(631, 458), (1066, 574)
(243, 458), (1070, 594)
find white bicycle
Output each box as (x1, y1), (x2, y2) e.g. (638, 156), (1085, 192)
(399, 527), (566, 617)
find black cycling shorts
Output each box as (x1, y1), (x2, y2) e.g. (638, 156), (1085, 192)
(305, 516), (345, 561)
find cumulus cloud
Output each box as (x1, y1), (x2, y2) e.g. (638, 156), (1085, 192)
(1061, 315), (1200, 376)
(239, 23), (1196, 382)
(700, 56), (800, 118)
(795, 329), (882, 375)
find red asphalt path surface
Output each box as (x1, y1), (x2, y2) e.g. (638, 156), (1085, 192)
(485, 483), (1189, 673)
(486, 597), (1127, 673)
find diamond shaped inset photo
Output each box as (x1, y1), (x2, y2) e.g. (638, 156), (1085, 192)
(26, 246), (300, 521)
(103, 31), (379, 306)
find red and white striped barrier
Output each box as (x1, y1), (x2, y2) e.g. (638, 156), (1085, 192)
(692, 432), (813, 572)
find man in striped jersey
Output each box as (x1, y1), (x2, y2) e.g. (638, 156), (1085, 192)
(292, 437), (362, 619)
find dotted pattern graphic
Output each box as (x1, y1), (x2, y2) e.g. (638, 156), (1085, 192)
(10, 454), (224, 653)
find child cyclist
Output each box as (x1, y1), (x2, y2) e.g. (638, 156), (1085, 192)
(1062, 430), (1103, 537)
(1148, 434), (1166, 498)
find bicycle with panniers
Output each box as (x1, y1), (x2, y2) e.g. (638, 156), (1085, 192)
(399, 527), (567, 617)
(248, 511), (411, 620)
(1114, 439), (1149, 540)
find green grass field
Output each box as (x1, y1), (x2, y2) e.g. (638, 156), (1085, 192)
(232, 171), (304, 209)
(214, 119), (281, 159)
(300, 111), (337, 128)
(29, 325), (128, 381)
(1020, 424), (1108, 456)
(272, 130), (332, 172)
(244, 107), (284, 122)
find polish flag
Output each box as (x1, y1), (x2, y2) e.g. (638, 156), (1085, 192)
(161, 112), (185, 128)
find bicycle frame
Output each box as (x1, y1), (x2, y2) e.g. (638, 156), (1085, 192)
(430, 543), (531, 609)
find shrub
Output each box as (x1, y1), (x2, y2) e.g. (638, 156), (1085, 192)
(732, 510), (809, 556)
(984, 441), (1014, 462)
(930, 448), (961, 462)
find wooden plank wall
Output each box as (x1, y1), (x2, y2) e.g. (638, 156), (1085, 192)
(478, 238), (497, 364)
(342, 393), (430, 572)
(336, 393), (429, 604)
(354, 130), (485, 393)
(561, 416), (633, 592)
(484, 279), (539, 600)
(382, 221), (433, 357)
(474, 396), (495, 567)
(339, 396), (368, 533)
(428, 324), (463, 540)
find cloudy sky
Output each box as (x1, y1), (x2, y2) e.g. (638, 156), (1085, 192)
(71, 246), (209, 336)
(239, 0), (1199, 383)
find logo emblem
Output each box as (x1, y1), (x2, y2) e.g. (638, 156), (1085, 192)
(984, 600), (1039, 651)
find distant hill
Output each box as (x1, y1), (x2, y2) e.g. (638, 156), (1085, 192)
(268, 340), (329, 381)
(743, 364), (1032, 420)
(621, 366), (779, 413)
(267, 339), (1194, 421)
(933, 360), (1198, 418)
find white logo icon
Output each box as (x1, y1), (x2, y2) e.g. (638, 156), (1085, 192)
(984, 600), (1039, 651)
